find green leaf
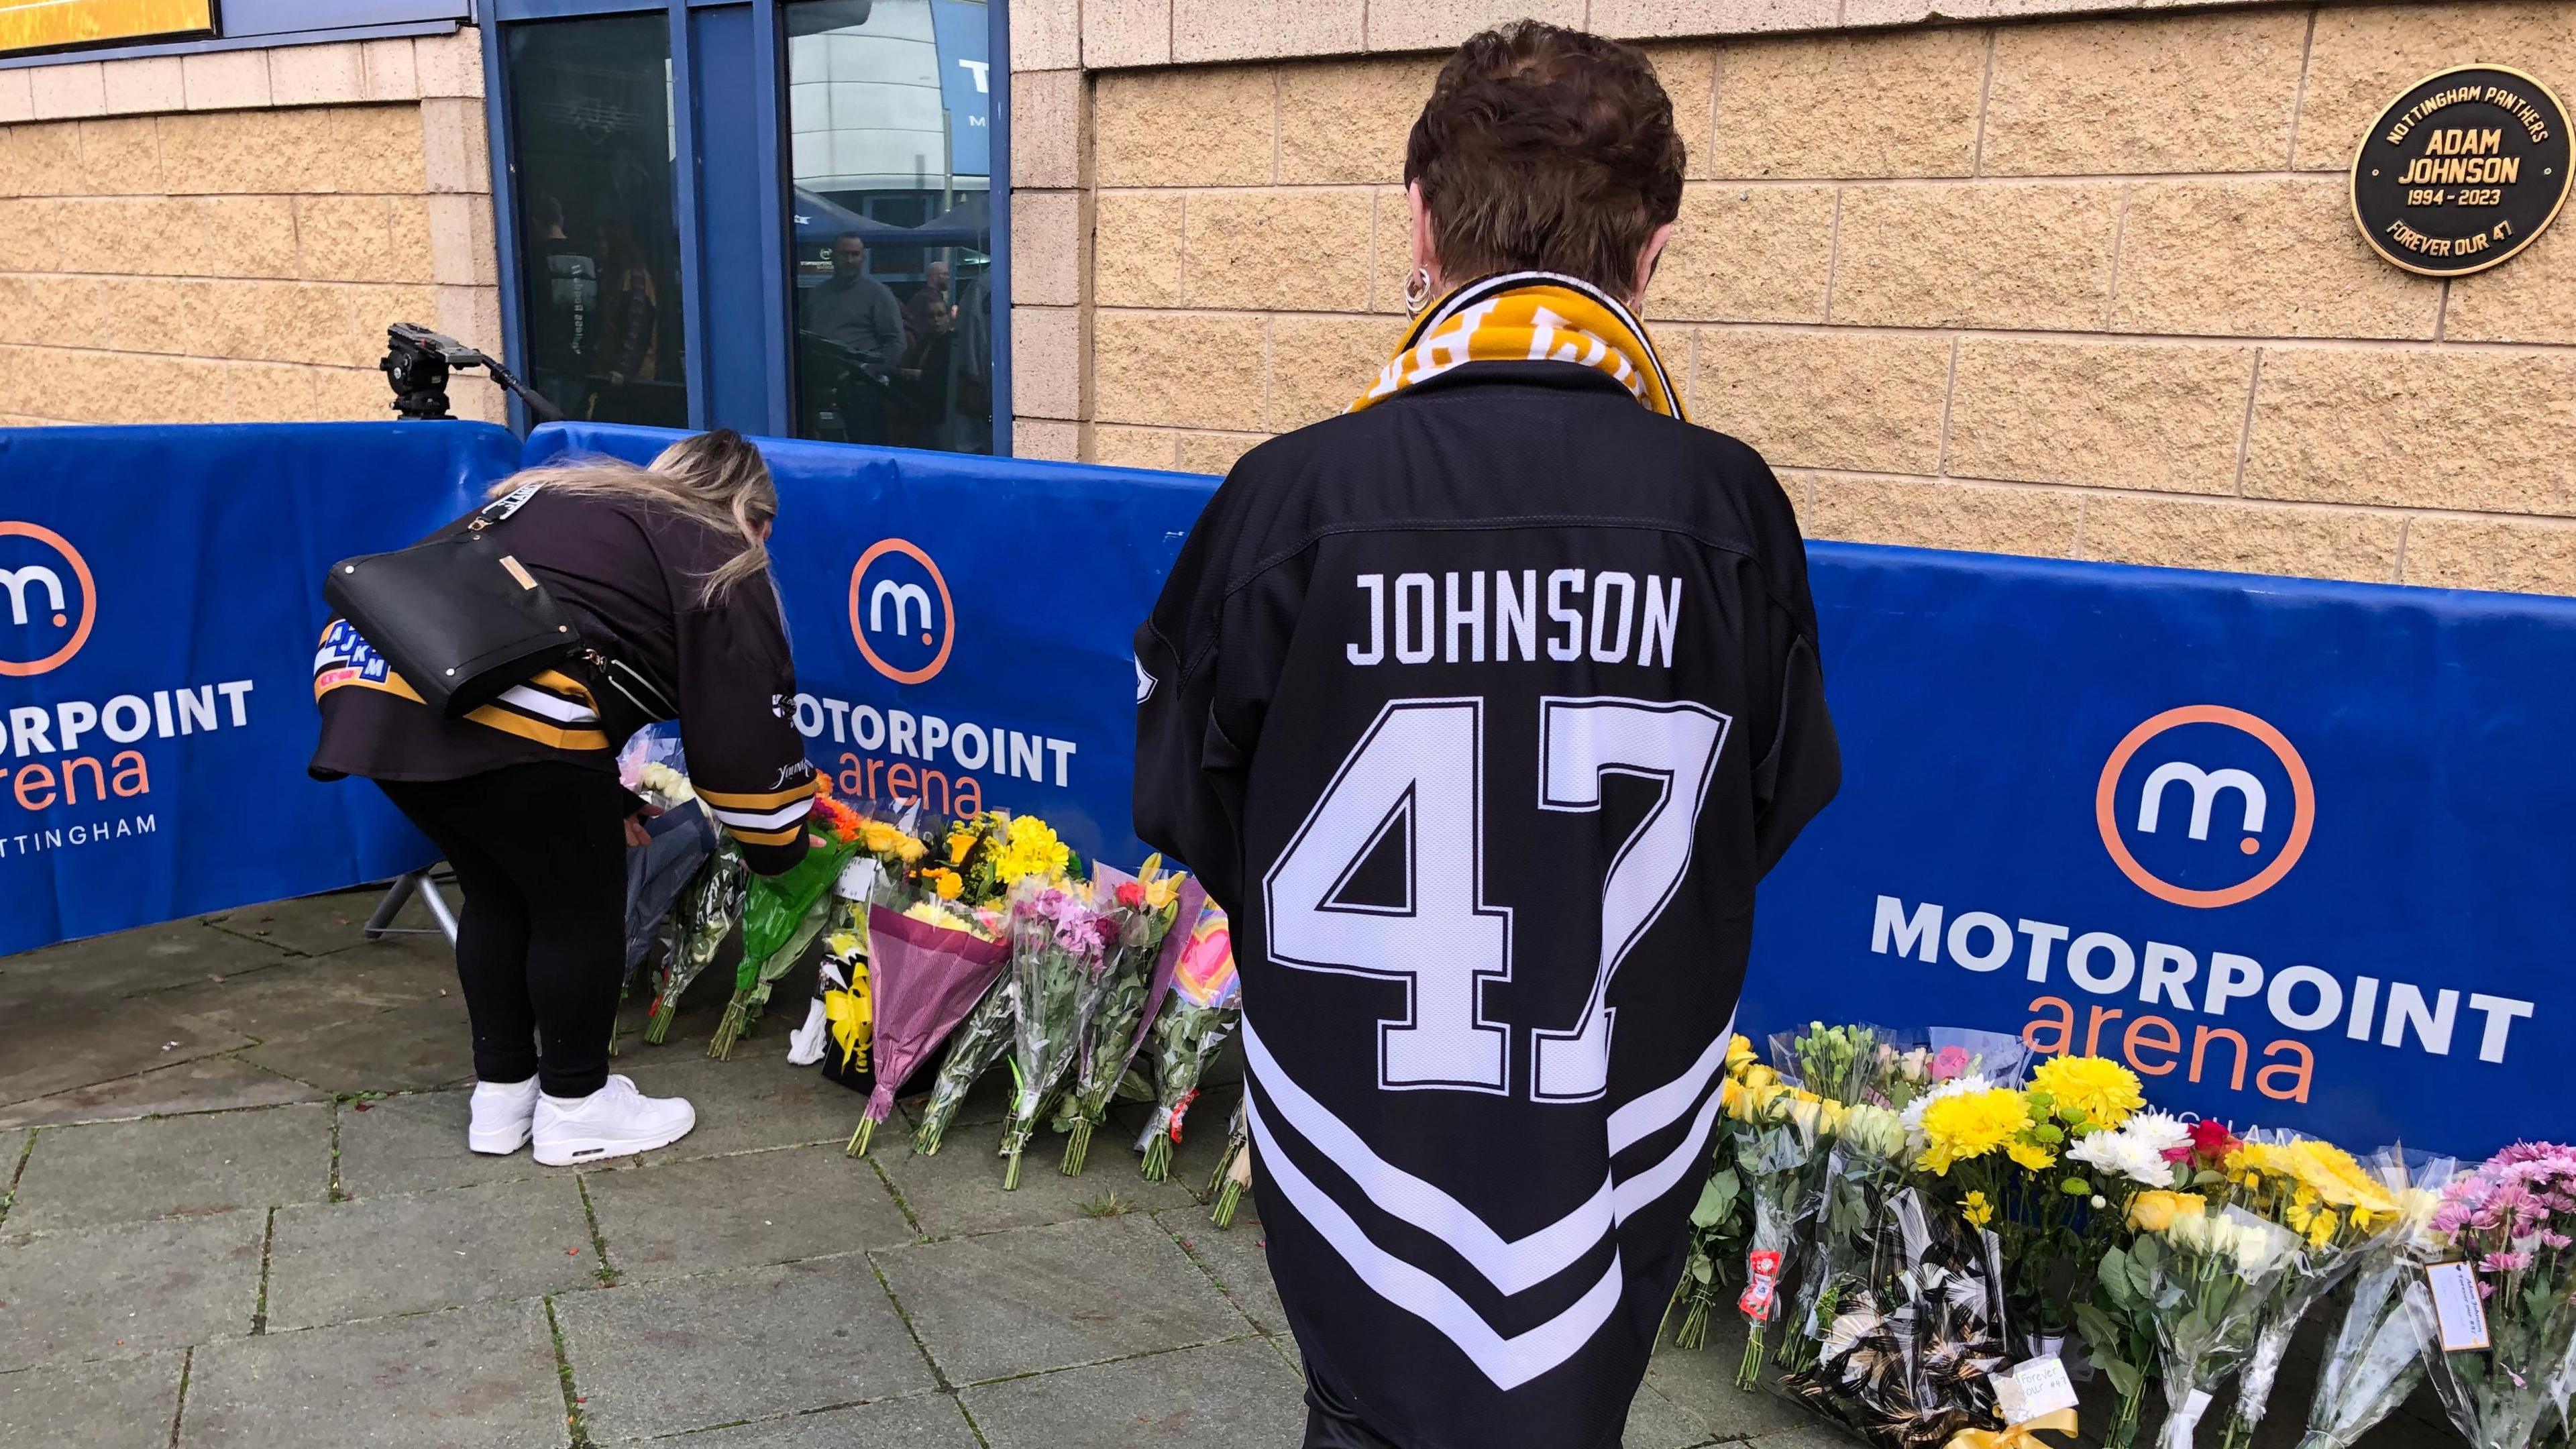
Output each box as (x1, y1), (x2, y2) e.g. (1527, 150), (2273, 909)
(2102, 1359), (2145, 1397)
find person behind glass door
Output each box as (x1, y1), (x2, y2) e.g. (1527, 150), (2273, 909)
(527, 194), (596, 421)
(595, 220), (659, 394)
(903, 258), (952, 342)
(800, 231), (904, 443)
(309, 431), (822, 1167)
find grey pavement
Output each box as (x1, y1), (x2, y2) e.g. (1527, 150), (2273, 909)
(0, 885), (2455, 1448)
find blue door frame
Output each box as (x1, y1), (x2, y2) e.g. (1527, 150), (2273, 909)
(478, 0), (1011, 448)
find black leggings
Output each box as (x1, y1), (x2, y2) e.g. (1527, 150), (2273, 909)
(378, 763), (631, 1098)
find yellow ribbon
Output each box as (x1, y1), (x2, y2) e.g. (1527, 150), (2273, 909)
(824, 979), (871, 1072)
(1944, 1408), (2080, 1449)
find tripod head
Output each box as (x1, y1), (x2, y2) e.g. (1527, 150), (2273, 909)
(380, 324), (565, 424)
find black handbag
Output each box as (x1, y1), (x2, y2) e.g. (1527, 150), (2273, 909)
(323, 483), (584, 718)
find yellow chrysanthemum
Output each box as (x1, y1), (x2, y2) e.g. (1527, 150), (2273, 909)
(2007, 1140), (2058, 1172)
(1962, 1190), (1994, 1228)
(993, 816), (1072, 883)
(2287, 1140), (2398, 1214)
(2306, 1210), (2339, 1250)
(861, 820), (904, 854)
(1917, 1087), (2029, 1175)
(2030, 1055), (2145, 1128)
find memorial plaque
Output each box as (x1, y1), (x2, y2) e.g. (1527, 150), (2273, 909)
(2351, 64), (2571, 276)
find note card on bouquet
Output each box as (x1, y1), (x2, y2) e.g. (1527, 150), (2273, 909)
(2426, 1261), (2492, 1352)
(1989, 1356), (2079, 1426)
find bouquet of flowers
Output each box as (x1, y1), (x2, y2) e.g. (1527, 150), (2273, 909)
(1781, 1185), (2014, 1448)
(2214, 1132), (2405, 1449)
(788, 812), (930, 1077)
(2121, 1117), (2302, 1449)
(841, 894), (1010, 1158)
(643, 842), (746, 1044)
(709, 785), (869, 1058)
(1670, 1035), (1762, 1350)
(2068, 1109), (2194, 1448)
(1776, 1021), (1882, 1106)
(1778, 1102), (1913, 1374)
(2295, 1157), (2456, 1449)
(899, 812), (1071, 1154)
(1733, 1069), (1838, 1388)
(2411, 1142), (2576, 1449)
(998, 879), (1121, 1189)
(1134, 890), (1236, 1182)
(1210, 1095), (1252, 1227)
(909, 973), (1014, 1156)
(1055, 859), (1185, 1175)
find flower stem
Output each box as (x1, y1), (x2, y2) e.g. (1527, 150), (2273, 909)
(1212, 1176), (1244, 1228)
(1140, 1133), (1173, 1181)
(1003, 1146), (1024, 1191)
(1736, 1324), (1766, 1390)
(1063, 1120), (1093, 1177)
(846, 1116), (875, 1159)
(1675, 1294), (1713, 1351)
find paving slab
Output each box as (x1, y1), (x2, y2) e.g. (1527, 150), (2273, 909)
(177, 1298), (567, 1449)
(615, 1051), (870, 1161)
(874, 1212), (1248, 1384)
(555, 1256), (935, 1443)
(961, 1337), (1305, 1449)
(0, 920), (297, 1016)
(0, 1000), (253, 1110)
(1646, 1325), (1821, 1444)
(335, 1091), (546, 1199)
(1627, 1377), (1722, 1449)
(0, 1057), (324, 1130)
(237, 994), (476, 1093)
(581, 1146), (912, 1283)
(873, 1118), (1195, 1240)
(1156, 1202), (1283, 1337)
(0, 1211), (264, 1369)
(600, 1392), (979, 1447)
(6, 1102), (331, 1231)
(148, 953), (456, 1044)
(0, 1348), (186, 1448)
(266, 1175), (600, 1330)
(206, 888), (431, 958)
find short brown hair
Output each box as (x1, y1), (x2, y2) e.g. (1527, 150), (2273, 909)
(1404, 21), (1686, 301)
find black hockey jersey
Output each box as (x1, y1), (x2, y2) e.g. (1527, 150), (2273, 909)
(1135, 350), (1839, 1449)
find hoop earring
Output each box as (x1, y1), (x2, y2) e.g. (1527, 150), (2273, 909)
(1403, 267), (1434, 316)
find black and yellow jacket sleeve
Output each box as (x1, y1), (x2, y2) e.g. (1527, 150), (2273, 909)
(676, 587), (817, 876)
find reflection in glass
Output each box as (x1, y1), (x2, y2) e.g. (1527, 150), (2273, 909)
(787, 0), (994, 452)
(506, 15), (689, 427)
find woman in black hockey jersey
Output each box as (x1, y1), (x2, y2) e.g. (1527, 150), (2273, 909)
(1134, 23), (1841, 1449)
(312, 430), (818, 1167)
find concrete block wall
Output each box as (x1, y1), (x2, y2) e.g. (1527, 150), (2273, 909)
(1010, 0), (2576, 597)
(0, 29), (502, 427)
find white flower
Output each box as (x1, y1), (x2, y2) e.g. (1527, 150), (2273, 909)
(2124, 1110), (2190, 1158)
(2069, 1124), (2176, 1188)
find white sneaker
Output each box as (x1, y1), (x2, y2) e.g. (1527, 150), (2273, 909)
(468, 1076), (541, 1155)
(531, 1075), (696, 1167)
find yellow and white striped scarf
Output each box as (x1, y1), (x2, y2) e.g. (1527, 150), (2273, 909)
(1350, 271), (1686, 421)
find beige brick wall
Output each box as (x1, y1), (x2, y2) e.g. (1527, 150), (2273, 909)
(0, 29), (502, 427)
(1021, 0), (2576, 598)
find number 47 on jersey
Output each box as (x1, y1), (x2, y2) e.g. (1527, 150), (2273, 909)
(1263, 695), (1730, 1103)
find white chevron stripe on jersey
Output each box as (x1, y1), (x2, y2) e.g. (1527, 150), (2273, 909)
(1609, 1064), (1730, 1223)
(1248, 1093), (1628, 1391)
(1604, 1010), (1733, 1156)
(1242, 1022), (1615, 1295)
